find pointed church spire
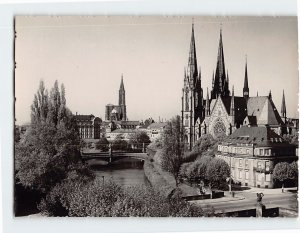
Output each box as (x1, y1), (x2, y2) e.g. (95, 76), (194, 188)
(118, 75), (126, 121)
(187, 23), (198, 86)
(206, 87), (210, 116)
(269, 90), (272, 99)
(281, 90), (287, 118)
(243, 56), (249, 99)
(120, 74), (125, 90)
(211, 26), (229, 99)
(230, 85), (235, 116)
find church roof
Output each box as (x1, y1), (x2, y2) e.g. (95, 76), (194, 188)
(247, 96), (283, 126)
(225, 126), (290, 147)
(119, 121), (140, 125)
(221, 96), (247, 124)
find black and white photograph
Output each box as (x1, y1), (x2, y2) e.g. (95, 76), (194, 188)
(13, 15), (298, 218)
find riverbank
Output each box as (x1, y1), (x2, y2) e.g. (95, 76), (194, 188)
(143, 149), (199, 198)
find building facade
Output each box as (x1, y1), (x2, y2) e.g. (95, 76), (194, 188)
(146, 122), (167, 141)
(75, 114), (102, 139)
(216, 126), (297, 188)
(181, 24), (297, 149)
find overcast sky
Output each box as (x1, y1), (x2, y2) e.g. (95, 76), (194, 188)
(15, 16), (298, 124)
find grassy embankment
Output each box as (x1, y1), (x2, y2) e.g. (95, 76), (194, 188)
(144, 148), (198, 198)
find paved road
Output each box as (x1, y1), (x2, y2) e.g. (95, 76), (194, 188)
(192, 192), (297, 213)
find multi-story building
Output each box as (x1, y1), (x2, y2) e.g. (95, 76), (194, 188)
(75, 114), (102, 139)
(216, 126), (297, 188)
(146, 122), (167, 141)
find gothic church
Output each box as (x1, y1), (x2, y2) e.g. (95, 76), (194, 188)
(182, 24), (288, 149)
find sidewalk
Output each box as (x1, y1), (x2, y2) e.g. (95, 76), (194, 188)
(189, 193), (245, 204)
(237, 186), (297, 195)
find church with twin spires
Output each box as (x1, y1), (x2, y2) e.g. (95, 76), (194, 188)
(181, 24), (293, 150)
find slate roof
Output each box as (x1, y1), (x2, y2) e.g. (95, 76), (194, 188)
(221, 96), (248, 125)
(224, 126), (290, 147)
(247, 96), (283, 126)
(75, 114), (95, 121)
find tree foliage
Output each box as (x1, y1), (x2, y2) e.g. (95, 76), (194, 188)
(128, 131), (151, 149)
(160, 115), (184, 185)
(38, 178), (209, 217)
(15, 80), (92, 193)
(205, 158), (230, 189)
(112, 134), (128, 151)
(95, 137), (110, 151)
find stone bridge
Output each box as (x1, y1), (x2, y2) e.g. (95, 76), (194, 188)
(81, 151), (149, 163)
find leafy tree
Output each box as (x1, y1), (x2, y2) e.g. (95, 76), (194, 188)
(112, 134), (128, 151)
(206, 158), (230, 190)
(160, 115), (184, 186)
(273, 162), (290, 192)
(289, 161), (298, 190)
(129, 131), (151, 150)
(15, 80), (91, 194)
(144, 117), (155, 127)
(95, 137), (110, 151)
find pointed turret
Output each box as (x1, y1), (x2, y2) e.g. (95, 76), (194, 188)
(269, 90), (272, 99)
(120, 74), (125, 91)
(187, 23), (198, 86)
(211, 27), (229, 99)
(243, 57), (249, 99)
(205, 88), (210, 116)
(281, 90), (287, 118)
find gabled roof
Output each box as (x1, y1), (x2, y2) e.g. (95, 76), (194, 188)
(246, 96), (268, 117)
(221, 96), (247, 124)
(247, 96), (283, 126)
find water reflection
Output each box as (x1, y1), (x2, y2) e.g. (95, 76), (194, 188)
(87, 157), (149, 187)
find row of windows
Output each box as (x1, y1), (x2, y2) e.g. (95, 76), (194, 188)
(221, 156), (271, 171)
(232, 169), (271, 182)
(219, 144), (295, 157)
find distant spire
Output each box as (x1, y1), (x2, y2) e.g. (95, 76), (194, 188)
(257, 91), (258, 97)
(281, 90), (287, 118)
(120, 74), (125, 90)
(269, 90), (272, 99)
(243, 57), (249, 99)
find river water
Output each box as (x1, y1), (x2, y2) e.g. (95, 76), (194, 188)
(86, 157), (149, 187)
